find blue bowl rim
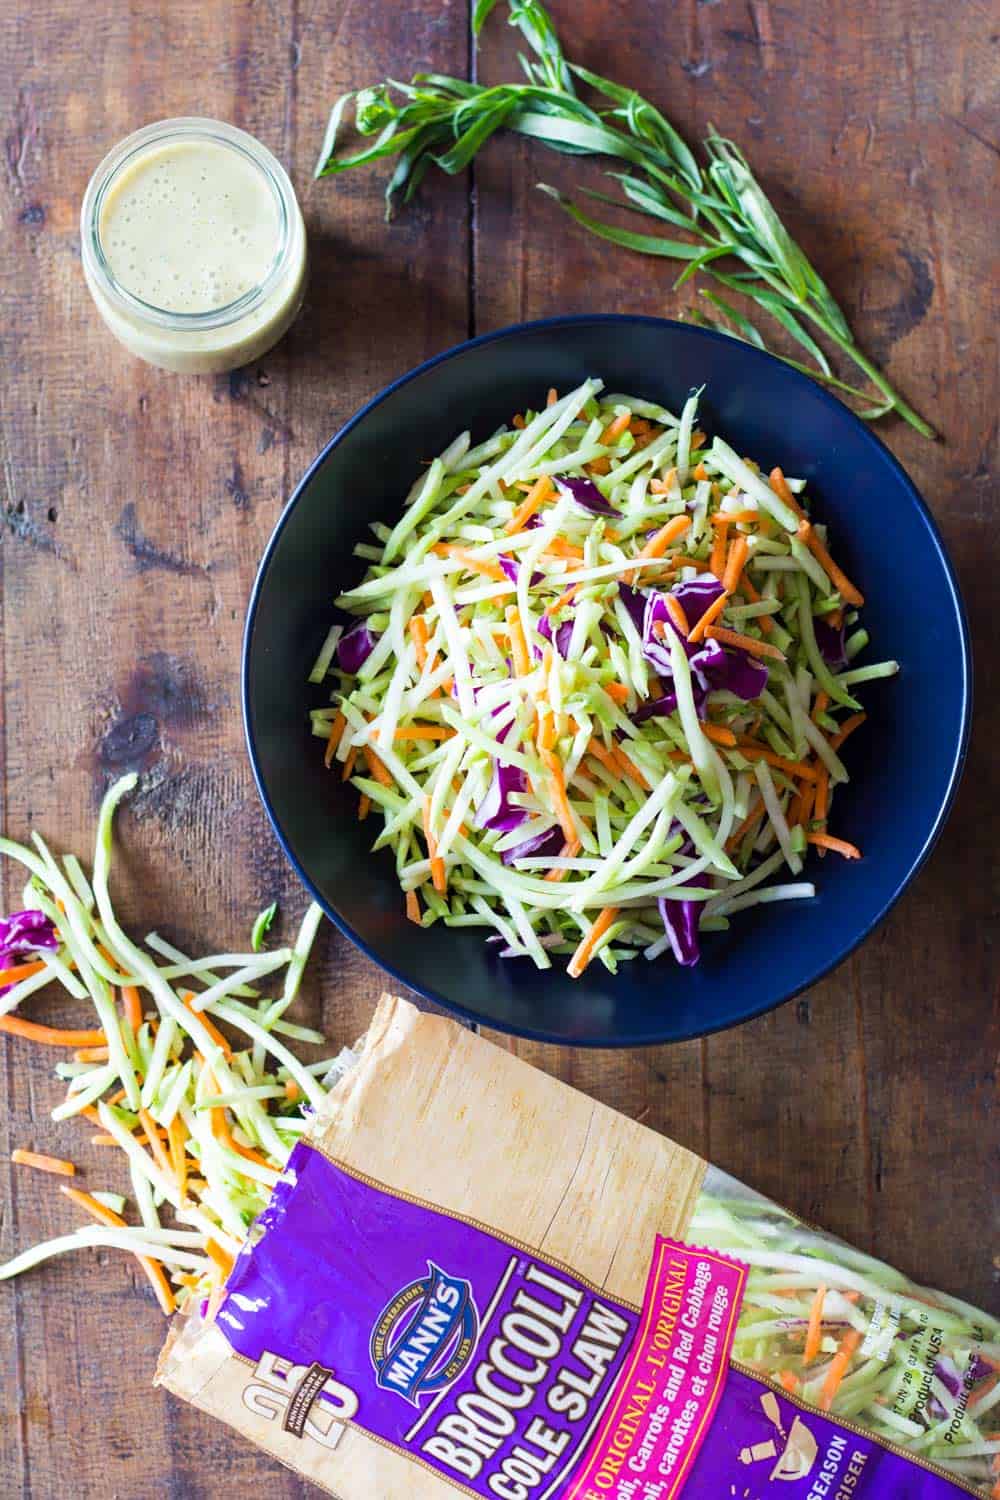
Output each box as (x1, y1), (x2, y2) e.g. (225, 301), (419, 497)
(242, 312), (973, 1047)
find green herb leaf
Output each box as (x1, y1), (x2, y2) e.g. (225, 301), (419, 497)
(251, 903), (278, 953)
(314, 0), (933, 438)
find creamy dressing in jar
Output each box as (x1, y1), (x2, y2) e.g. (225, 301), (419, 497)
(81, 119), (307, 374)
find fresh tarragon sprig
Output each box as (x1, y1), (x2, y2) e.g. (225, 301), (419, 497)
(315, 0), (934, 438)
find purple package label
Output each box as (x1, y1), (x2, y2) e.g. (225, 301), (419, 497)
(214, 1142), (972, 1499)
(218, 1142), (640, 1497)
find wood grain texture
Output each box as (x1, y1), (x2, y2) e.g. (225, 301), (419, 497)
(0, 0), (996, 1495)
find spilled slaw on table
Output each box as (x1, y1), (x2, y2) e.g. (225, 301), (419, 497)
(0, 787), (997, 1493)
(313, 379), (896, 975)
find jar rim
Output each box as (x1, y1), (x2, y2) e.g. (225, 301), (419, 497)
(80, 117), (296, 332)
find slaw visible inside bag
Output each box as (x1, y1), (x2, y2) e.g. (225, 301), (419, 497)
(158, 996), (999, 1497)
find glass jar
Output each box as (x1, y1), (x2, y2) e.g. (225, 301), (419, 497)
(80, 117), (307, 375)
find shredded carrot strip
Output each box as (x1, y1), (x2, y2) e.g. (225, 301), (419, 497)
(107, 1089), (126, 1106)
(829, 712), (867, 750)
(11, 1148), (76, 1177)
(600, 411), (631, 445)
(182, 995), (232, 1060)
(769, 466), (806, 521)
(709, 524), (728, 580)
(393, 725), (455, 741)
(604, 682), (630, 705)
(587, 455), (611, 475)
(649, 468), (677, 495)
(537, 710), (557, 754)
(692, 461), (709, 482)
(59, 1186), (175, 1314)
(205, 1238), (235, 1280)
(796, 520), (864, 606)
(216, 1110), (274, 1170)
(722, 534), (749, 595)
(545, 837), (581, 882)
(541, 749), (578, 843)
(341, 745), (357, 782)
(432, 543), (507, 583)
(567, 907), (619, 980)
(586, 737), (622, 777)
(285, 1079), (300, 1102)
(819, 1329), (862, 1410)
(0, 1016), (106, 1047)
(737, 743), (819, 782)
(73, 1045), (109, 1063)
(812, 689), (830, 722)
(804, 1284), (828, 1363)
(121, 985), (143, 1032)
(705, 625), (785, 662)
(725, 799), (764, 852)
(736, 571), (774, 635)
(609, 745), (648, 789)
(168, 1117), (188, 1203)
(626, 515), (691, 585)
(506, 607), (531, 679)
(324, 711), (346, 769)
(814, 767), (830, 823)
(664, 594), (689, 635)
(503, 475), (554, 536)
(0, 960), (46, 987)
(546, 387), (558, 407)
(690, 430), (706, 451)
(970, 1374), (1000, 1410)
(687, 590), (729, 644)
(405, 889), (421, 925)
(699, 722), (737, 747)
(138, 1108), (176, 1180)
(543, 536), (585, 561)
(357, 793), (371, 822)
(409, 615), (429, 670)
(362, 744), (393, 788)
(779, 1370), (800, 1393)
(545, 582), (579, 617)
(512, 413), (526, 429)
(793, 781), (816, 828)
(710, 509), (758, 527)
(807, 833), (862, 859)
(422, 797), (447, 894)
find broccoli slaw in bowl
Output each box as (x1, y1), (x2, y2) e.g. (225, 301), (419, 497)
(312, 378), (892, 978)
(242, 315), (970, 1044)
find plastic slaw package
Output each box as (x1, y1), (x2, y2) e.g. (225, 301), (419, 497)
(158, 996), (999, 1497)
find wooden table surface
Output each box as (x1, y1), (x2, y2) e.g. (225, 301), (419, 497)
(1, 1), (997, 1494)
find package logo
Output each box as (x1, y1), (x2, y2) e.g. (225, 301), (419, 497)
(370, 1262), (480, 1406)
(737, 1391), (819, 1483)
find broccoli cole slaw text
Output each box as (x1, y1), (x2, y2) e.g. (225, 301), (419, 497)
(313, 380), (897, 975)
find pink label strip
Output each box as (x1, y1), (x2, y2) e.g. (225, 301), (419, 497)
(563, 1237), (748, 1500)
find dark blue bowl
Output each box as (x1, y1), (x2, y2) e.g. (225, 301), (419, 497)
(243, 315), (970, 1046)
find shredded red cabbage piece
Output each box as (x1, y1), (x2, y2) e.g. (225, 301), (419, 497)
(814, 616), (848, 669)
(476, 761), (528, 833)
(638, 581), (769, 715)
(498, 556), (544, 587)
(0, 910), (58, 996)
(657, 841), (713, 966)
(657, 891), (705, 967)
(501, 823), (564, 867)
(336, 619), (379, 674)
(554, 476), (617, 516)
(537, 612), (574, 659)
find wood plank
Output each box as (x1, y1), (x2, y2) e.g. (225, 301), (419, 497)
(1, 0), (997, 1493)
(0, 0), (467, 1494)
